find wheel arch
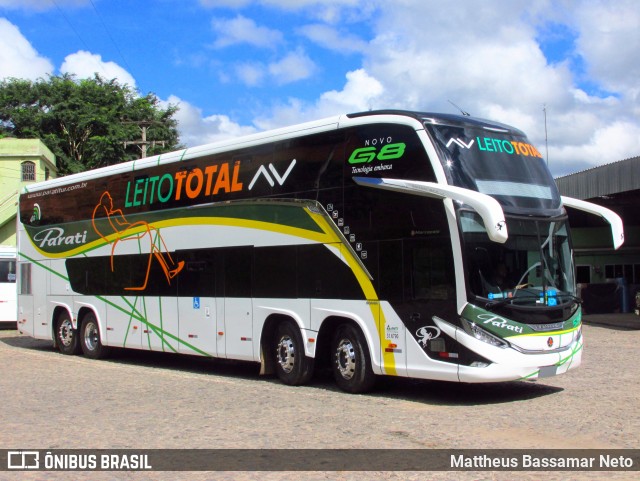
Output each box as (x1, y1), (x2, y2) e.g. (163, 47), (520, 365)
(77, 306), (95, 326)
(75, 303), (106, 343)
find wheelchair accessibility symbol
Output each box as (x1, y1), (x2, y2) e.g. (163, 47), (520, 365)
(193, 297), (200, 309)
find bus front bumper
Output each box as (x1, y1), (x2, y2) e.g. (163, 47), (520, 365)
(434, 317), (584, 383)
(456, 332), (583, 383)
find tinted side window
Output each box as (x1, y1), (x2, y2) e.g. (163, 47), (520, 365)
(177, 249), (217, 297)
(253, 246), (297, 298)
(297, 244), (364, 300)
(272, 131), (345, 195)
(0, 260), (16, 283)
(378, 241), (403, 301)
(223, 247), (252, 297)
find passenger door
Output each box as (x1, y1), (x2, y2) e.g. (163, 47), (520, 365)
(220, 247), (254, 361)
(176, 251), (218, 356)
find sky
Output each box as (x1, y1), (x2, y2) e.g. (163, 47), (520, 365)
(1, 0), (639, 177)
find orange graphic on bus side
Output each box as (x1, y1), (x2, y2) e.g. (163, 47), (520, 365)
(92, 191), (184, 291)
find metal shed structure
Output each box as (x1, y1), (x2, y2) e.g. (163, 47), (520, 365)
(556, 155), (640, 199)
(556, 156), (640, 313)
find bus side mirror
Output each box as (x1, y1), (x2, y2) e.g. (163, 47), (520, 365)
(561, 196), (624, 250)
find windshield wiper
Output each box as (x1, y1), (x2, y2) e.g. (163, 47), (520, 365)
(484, 298), (513, 310)
(562, 294), (583, 305)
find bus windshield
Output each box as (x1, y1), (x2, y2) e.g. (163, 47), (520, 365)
(460, 211), (577, 314)
(424, 122), (561, 213)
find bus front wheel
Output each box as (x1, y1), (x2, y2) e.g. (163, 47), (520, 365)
(55, 311), (79, 355)
(331, 324), (375, 393)
(273, 321), (314, 386)
(80, 312), (111, 360)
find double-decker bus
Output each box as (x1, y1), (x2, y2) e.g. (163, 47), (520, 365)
(16, 110), (623, 393)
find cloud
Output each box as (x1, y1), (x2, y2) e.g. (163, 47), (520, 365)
(268, 49), (316, 84)
(253, 68), (383, 129)
(200, 0), (362, 6)
(363, 2), (565, 111)
(297, 23), (368, 54)
(571, 0), (640, 99)
(217, 1), (638, 176)
(233, 62), (266, 86)
(199, 0), (251, 7)
(349, 0), (640, 175)
(228, 50), (316, 87)
(173, 67), (383, 142)
(0, 18), (54, 80)
(211, 15), (283, 49)
(551, 121), (640, 176)
(200, 0), (369, 23)
(319, 68), (383, 111)
(6, 0), (634, 178)
(163, 95), (257, 147)
(60, 51), (137, 88)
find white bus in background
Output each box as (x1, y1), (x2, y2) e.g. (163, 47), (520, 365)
(16, 110), (624, 393)
(0, 245), (17, 328)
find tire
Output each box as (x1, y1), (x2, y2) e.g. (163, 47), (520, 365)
(273, 321), (314, 386)
(80, 312), (111, 359)
(55, 311), (79, 355)
(331, 324), (375, 393)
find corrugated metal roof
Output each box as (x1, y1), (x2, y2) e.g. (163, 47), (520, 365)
(555, 155), (640, 199)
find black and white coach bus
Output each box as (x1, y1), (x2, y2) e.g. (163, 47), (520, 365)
(16, 110), (623, 392)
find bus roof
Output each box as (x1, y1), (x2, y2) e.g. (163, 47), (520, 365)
(348, 110), (526, 136)
(21, 110), (524, 194)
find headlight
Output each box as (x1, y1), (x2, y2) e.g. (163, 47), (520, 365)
(461, 318), (508, 349)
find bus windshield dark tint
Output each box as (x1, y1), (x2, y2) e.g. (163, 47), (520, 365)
(424, 123), (561, 213)
(461, 212), (576, 313)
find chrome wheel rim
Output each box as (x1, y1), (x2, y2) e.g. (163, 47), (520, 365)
(276, 335), (295, 373)
(58, 319), (74, 347)
(335, 338), (356, 380)
(84, 321), (98, 351)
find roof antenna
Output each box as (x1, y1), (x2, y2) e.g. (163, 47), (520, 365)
(448, 100), (470, 116)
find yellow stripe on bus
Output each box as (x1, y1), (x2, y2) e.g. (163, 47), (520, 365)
(26, 208), (398, 376)
(311, 213), (397, 376)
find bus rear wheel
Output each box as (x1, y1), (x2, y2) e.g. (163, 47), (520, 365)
(55, 311), (79, 355)
(331, 324), (375, 393)
(273, 321), (314, 386)
(80, 312), (111, 359)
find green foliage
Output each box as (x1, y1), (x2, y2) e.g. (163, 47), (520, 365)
(0, 74), (182, 175)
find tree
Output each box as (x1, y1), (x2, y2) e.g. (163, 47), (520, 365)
(0, 74), (182, 175)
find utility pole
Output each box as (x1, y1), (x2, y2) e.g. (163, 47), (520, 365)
(123, 121), (165, 158)
(543, 104), (549, 167)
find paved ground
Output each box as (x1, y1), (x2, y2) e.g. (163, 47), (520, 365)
(0, 314), (638, 481)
